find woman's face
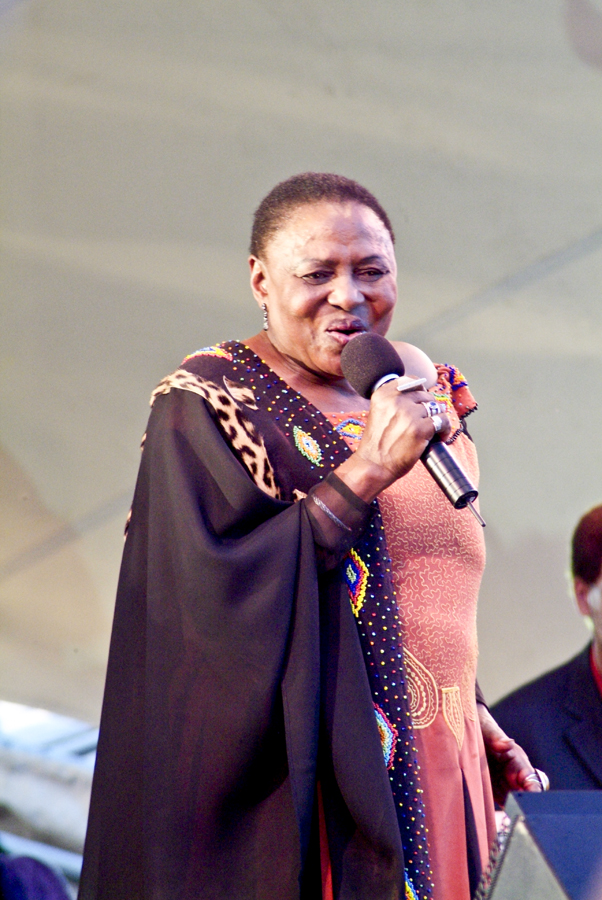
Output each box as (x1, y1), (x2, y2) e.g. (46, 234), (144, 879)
(249, 201), (397, 381)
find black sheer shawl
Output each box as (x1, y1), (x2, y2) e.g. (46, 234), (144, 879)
(78, 376), (406, 900)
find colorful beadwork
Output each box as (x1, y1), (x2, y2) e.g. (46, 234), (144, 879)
(374, 703), (399, 770)
(429, 387), (452, 415)
(182, 345), (233, 362)
(405, 874), (420, 900)
(334, 417), (366, 441)
(344, 549), (369, 616)
(293, 425), (323, 466)
(436, 363), (477, 422)
(447, 364), (468, 392)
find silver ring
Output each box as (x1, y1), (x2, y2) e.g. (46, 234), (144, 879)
(536, 769), (550, 791)
(524, 770), (549, 791)
(421, 400), (440, 418)
(431, 414), (444, 435)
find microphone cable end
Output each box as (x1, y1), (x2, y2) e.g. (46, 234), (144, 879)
(467, 501), (486, 527)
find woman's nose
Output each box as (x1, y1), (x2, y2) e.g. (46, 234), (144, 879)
(328, 274), (364, 309)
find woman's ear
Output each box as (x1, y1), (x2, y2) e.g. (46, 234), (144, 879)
(574, 576), (595, 617)
(249, 256), (268, 306)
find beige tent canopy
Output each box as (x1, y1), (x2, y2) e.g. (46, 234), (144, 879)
(1, 0), (601, 724)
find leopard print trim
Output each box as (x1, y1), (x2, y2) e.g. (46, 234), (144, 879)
(151, 368), (215, 407)
(150, 369), (281, 499)
(223, 376), (258, 410)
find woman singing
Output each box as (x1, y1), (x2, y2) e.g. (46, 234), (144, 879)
(79, 173), (543, 900)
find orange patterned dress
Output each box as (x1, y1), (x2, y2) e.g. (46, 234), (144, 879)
(326, 365), (496, 900)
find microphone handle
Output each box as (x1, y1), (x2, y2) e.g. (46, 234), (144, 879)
(420, 441), (478, 509)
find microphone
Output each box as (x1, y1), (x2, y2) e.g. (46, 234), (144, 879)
(340, 332), (485, 526)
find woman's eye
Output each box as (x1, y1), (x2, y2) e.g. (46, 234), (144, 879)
(357, 268), (386, 281)
(301, 271), (332, 284)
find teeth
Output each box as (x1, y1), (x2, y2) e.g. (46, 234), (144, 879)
(328, 325), (362, 335)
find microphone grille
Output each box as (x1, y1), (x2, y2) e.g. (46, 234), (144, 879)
(340, 332), (405, 398)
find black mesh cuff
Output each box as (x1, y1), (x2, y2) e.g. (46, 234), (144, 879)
(324, 471), (372, 514)
(304, 475), (373, 569)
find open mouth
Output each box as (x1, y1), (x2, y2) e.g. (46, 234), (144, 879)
(326, 321), (366, 344)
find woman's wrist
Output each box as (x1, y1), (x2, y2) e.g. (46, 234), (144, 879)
(334, 453), (397, 504)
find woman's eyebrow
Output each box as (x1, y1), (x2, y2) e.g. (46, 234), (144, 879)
(356, 255), (388, 265)
(298, 254), (387, 266)
(297, 257), (336, 266)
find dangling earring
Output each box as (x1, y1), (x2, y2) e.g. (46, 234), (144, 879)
(262, 302), (269, 331)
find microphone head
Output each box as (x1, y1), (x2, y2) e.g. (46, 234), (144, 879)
(340, 332), (405, 398)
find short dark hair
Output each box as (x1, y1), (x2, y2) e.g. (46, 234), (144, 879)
(571, 505), (602, 584)
(249, 172), (395, 259)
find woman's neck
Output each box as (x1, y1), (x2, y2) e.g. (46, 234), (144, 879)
(245, 332), (370, 413)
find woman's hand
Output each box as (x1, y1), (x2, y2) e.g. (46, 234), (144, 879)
(478, 703), (546, 806)
(335, 381), (452, 503)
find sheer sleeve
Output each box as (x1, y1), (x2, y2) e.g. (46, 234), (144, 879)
(304, 472), (373, 569)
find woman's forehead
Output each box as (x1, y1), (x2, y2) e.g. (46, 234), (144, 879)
(265, 200), (394, 259)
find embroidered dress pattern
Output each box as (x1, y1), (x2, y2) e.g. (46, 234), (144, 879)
(343, 549), (369, 616)
(404, 649), (439, 729)
(378, 453), (484, 733)
(374, 703), (399, 769)
(293, 425), (323, 466)
(441, 686), (465, 751)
